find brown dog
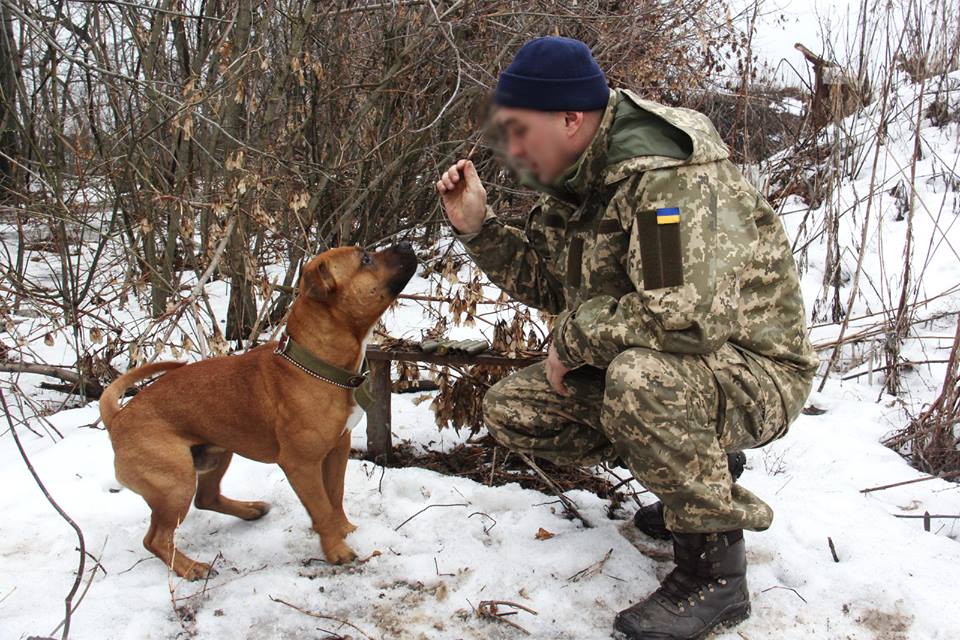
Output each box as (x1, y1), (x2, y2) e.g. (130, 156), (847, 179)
(99, 244), (416, 580)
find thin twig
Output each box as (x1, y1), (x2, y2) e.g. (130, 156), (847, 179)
(817, 22), (912, 392)
(827, 537), (840, 563)
(860, 470), (960, 493)
(468, 511), (497, 535)
(174, 564), (269, 602)
(393, 503), (469, 531)
(130, 215), (238, 365)
(517, 452), (593, 528)
(759, 585), (808, 604)
(568, 549), (614, 582)
(0, 587), (17, 606)
(477, 600), (539, 635)
(0, 386), (85, 640)
(841, 359), (951, 381)
(409, 0), (462, 133)
(434, 556), (454, 577)
(269, 596), (378, 640)
(48, 538), (109, 637)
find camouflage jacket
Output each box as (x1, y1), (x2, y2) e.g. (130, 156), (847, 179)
(457, 89), (818, 420)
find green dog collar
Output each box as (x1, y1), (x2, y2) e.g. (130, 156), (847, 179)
(275, 333), (367, 390)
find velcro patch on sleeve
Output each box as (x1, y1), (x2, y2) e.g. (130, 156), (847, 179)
(566, 236), (584, 287)
(638, 208), (685, 290)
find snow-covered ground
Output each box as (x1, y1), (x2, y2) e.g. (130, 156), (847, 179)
(4, 245), (960, 639)
(3, 49), (960, 640)
(2, 375), (959, 639)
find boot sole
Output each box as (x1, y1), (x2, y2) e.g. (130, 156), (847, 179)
(610, 603), (751, 640)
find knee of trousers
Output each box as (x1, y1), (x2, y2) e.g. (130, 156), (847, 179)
(601, 347), (713, 438)
(481, 377), (514, 441)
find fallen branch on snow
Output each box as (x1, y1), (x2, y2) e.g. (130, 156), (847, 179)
(517, 452), (593, 528)
(568, 548), (614, 582)
(476, 599), (539, 635)
(0, 362), (104, 397)
(269, 595), (378, 640)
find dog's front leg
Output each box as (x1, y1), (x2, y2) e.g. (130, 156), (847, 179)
(279, 454), (357, 565)
(322, 430), (357, 538)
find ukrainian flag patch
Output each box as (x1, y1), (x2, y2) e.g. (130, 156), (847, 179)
(656, 207), (680, 225)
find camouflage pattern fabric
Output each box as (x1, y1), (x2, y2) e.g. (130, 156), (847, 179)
(457, 88), (818, 533)
(483, 341), (810, 532)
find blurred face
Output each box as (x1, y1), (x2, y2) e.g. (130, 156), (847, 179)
(492, 107), (592, 184)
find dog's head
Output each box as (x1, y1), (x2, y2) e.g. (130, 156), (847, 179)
(298, 243), (417, 331)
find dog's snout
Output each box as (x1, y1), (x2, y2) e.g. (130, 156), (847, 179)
(384, 242), (417, 296)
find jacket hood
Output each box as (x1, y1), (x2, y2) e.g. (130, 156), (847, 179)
(603, 90), (731, 184)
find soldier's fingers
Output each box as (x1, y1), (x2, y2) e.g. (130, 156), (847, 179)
(446, 166), (461, 183)
(462, 160), (479, 181)
(440, 173), (456, 191)
(436, 180), (448, 194)
(546, 366), (568, 396)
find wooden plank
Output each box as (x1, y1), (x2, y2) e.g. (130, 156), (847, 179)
(365, 360), (393, 464)
(365, 345), (543, 368)
(361, 345), (545, 459)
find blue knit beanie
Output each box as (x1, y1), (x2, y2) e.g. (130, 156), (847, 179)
(494, 36), (609, 111)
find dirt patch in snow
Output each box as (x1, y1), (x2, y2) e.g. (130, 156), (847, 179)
(857, 606), (914, 640)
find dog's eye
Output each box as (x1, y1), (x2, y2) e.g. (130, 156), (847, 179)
(361, 253), (372, 266)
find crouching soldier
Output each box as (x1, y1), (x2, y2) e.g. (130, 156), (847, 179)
(436, 36), (817, 640)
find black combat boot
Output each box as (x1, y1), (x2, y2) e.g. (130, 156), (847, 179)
(613, 530), (750, 640)
(633, 452), (747, 540)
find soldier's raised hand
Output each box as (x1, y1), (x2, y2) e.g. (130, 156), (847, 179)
(436, 159), (487, 235)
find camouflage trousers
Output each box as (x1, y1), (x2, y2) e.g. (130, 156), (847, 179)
(483, 343), (813, 533)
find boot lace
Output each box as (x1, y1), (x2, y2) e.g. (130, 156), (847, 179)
(656, 568), (723, 613)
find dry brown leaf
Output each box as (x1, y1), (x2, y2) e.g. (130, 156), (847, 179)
(535, 527), (555, 541)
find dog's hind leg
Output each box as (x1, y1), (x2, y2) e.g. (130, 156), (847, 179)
(116, 438), (213, 581)
(194, 449), (271, 521)
(322, 430), (356, 537)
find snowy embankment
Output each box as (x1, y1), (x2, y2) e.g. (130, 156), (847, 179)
(3, 83), (960, 640)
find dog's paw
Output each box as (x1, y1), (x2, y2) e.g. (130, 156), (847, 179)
(336, 519), (358, 537)
(182, 562), (218, 581)
(323, 541), (357, 565)
(240, 501), (271, 520)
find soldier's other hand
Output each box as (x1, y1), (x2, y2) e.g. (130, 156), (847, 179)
(436, 159), (487, 235)
(545, 344), (572, 397)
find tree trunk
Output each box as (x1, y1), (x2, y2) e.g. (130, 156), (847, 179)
(223, 0), (256, 341)
(0, 3), (18, 201)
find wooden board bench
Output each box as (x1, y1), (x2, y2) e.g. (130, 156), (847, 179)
(363, 345), (544, 462)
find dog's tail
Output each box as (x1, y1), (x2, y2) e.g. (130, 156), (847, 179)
(99, 361), (186, 428)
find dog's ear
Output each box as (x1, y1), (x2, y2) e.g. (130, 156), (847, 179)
(303, 259), (337, 301)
